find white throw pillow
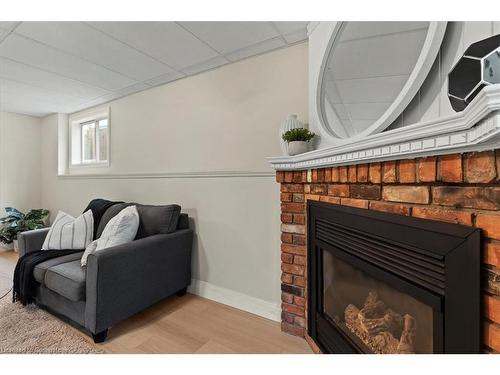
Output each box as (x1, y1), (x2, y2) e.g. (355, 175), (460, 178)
(80, 240), (98, 267)
(81, 205), (139, 267)
(42, 210), (94, 250)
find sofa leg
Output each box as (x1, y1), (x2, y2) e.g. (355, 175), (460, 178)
(176, 287), (188, 297)
(92, 329), (108, 344)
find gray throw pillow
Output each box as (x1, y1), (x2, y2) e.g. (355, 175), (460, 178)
(96, 203), (133, 239)
(135, 204), (181, 239)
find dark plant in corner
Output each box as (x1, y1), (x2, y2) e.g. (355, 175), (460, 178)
(281, 128), (316, 143)
(0, 207), (49, 244)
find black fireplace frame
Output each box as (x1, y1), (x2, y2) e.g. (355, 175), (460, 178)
(307, 200), (480, 354)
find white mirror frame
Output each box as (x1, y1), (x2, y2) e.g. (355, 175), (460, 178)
(269, 23), (500, 171)
(311, 22), (448, 148)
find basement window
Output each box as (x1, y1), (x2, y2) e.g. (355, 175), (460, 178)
(69, 106), (110, 168)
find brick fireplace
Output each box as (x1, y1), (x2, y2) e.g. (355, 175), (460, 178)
(276, 150), (500, 353)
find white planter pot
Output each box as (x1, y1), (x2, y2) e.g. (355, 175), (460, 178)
(287, 141), (308, 156)
(280, 114), (304, 156)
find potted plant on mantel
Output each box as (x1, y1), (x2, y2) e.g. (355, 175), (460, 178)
(0, 208), (49, 252)
(282, 128), (316, 156)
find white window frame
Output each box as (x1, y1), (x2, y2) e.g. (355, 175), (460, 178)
(68, 105), (110, 169)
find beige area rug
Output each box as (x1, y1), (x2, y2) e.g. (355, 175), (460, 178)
(0, 294), (104, 354)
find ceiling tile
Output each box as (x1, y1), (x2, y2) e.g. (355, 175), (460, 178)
(89, 22), (219, 70)
(115, 82), (150, 97)
(145, 71), (185, 86)
(324, 69), (335, 82)
(345, 102), (391, 120)
(0, 28), (10, 40)
(329, 28), (428, 80)
(72, 83), (152, 112)
(0, 104), (46, 117)
(272, 22), (309, 35)
(324, 81), (343, 103)
(0, 34), (136, 91)
(0, 57), (111, 99)
(225, 37), (285, 62)
(335, 75), (408, 103)
(0, 22), (19, 30)
(351, 119), (375, 133)
(0, 21), (311, 116)
(332, 103), (349, 120)
(74, 94), (119, 112)
(339, 22), (429, 42)
(179, 22), (279, 54)
(282, 28), (308, 44)
(0, 78), (87, 116)
(14, 22), (174, 81)
(180, 55), (229, 76)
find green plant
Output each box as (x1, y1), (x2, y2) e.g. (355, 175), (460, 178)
(282, 128), (316, 143)
(0, 207), (49, 244)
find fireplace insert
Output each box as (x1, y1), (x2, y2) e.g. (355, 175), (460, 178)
(307, 201), (480, 354)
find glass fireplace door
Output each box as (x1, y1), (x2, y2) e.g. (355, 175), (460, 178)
(322, 251), (434, 354)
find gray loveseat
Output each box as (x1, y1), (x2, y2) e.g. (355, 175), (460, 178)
(17, 202), (193, 343)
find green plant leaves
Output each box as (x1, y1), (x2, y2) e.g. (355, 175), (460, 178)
(0, 207), (49, 244)
(4, 207), (24, 220)
(282, 128), (316, 143)
(25, 209), (49, 221)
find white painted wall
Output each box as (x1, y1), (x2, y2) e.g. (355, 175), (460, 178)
(0, 111), (42, 213)
(40, 43), (309, 320)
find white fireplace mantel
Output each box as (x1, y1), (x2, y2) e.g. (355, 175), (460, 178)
(268, 85), (500, 171)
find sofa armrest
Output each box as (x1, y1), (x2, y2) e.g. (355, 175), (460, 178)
(84, 229), (193, 333)
(17, 228), (50, 256)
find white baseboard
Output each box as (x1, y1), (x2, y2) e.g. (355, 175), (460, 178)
(188, 279), (281, 322)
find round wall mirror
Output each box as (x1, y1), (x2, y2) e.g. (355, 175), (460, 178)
(318, 22), (447, 139)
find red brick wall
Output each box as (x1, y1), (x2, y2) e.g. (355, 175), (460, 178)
(276, 150), (500, 353)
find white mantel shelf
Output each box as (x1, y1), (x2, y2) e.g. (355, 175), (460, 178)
(268, 85), (500, 171)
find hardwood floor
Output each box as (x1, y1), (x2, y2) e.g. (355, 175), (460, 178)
(0, 251), (312, 354)
(0, 250), (16, 298)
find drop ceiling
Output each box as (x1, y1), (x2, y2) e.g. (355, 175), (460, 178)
(0, 21), (309, 117)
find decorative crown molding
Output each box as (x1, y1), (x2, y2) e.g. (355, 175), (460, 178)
(268, 85), (500, 171)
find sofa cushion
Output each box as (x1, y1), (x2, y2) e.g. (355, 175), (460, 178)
(177, 213), (189, 230)
(96, 202), (133, 239)
(33, 252), (84, 284)
(44, 260), (86, 302)
(83, 199), (124, 240)
(135, 204), (181, 239)
(42, 210), (93, 250)
(81, 206), (139, 267)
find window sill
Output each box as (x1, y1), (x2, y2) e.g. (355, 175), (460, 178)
(69, 161), (110, 169)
